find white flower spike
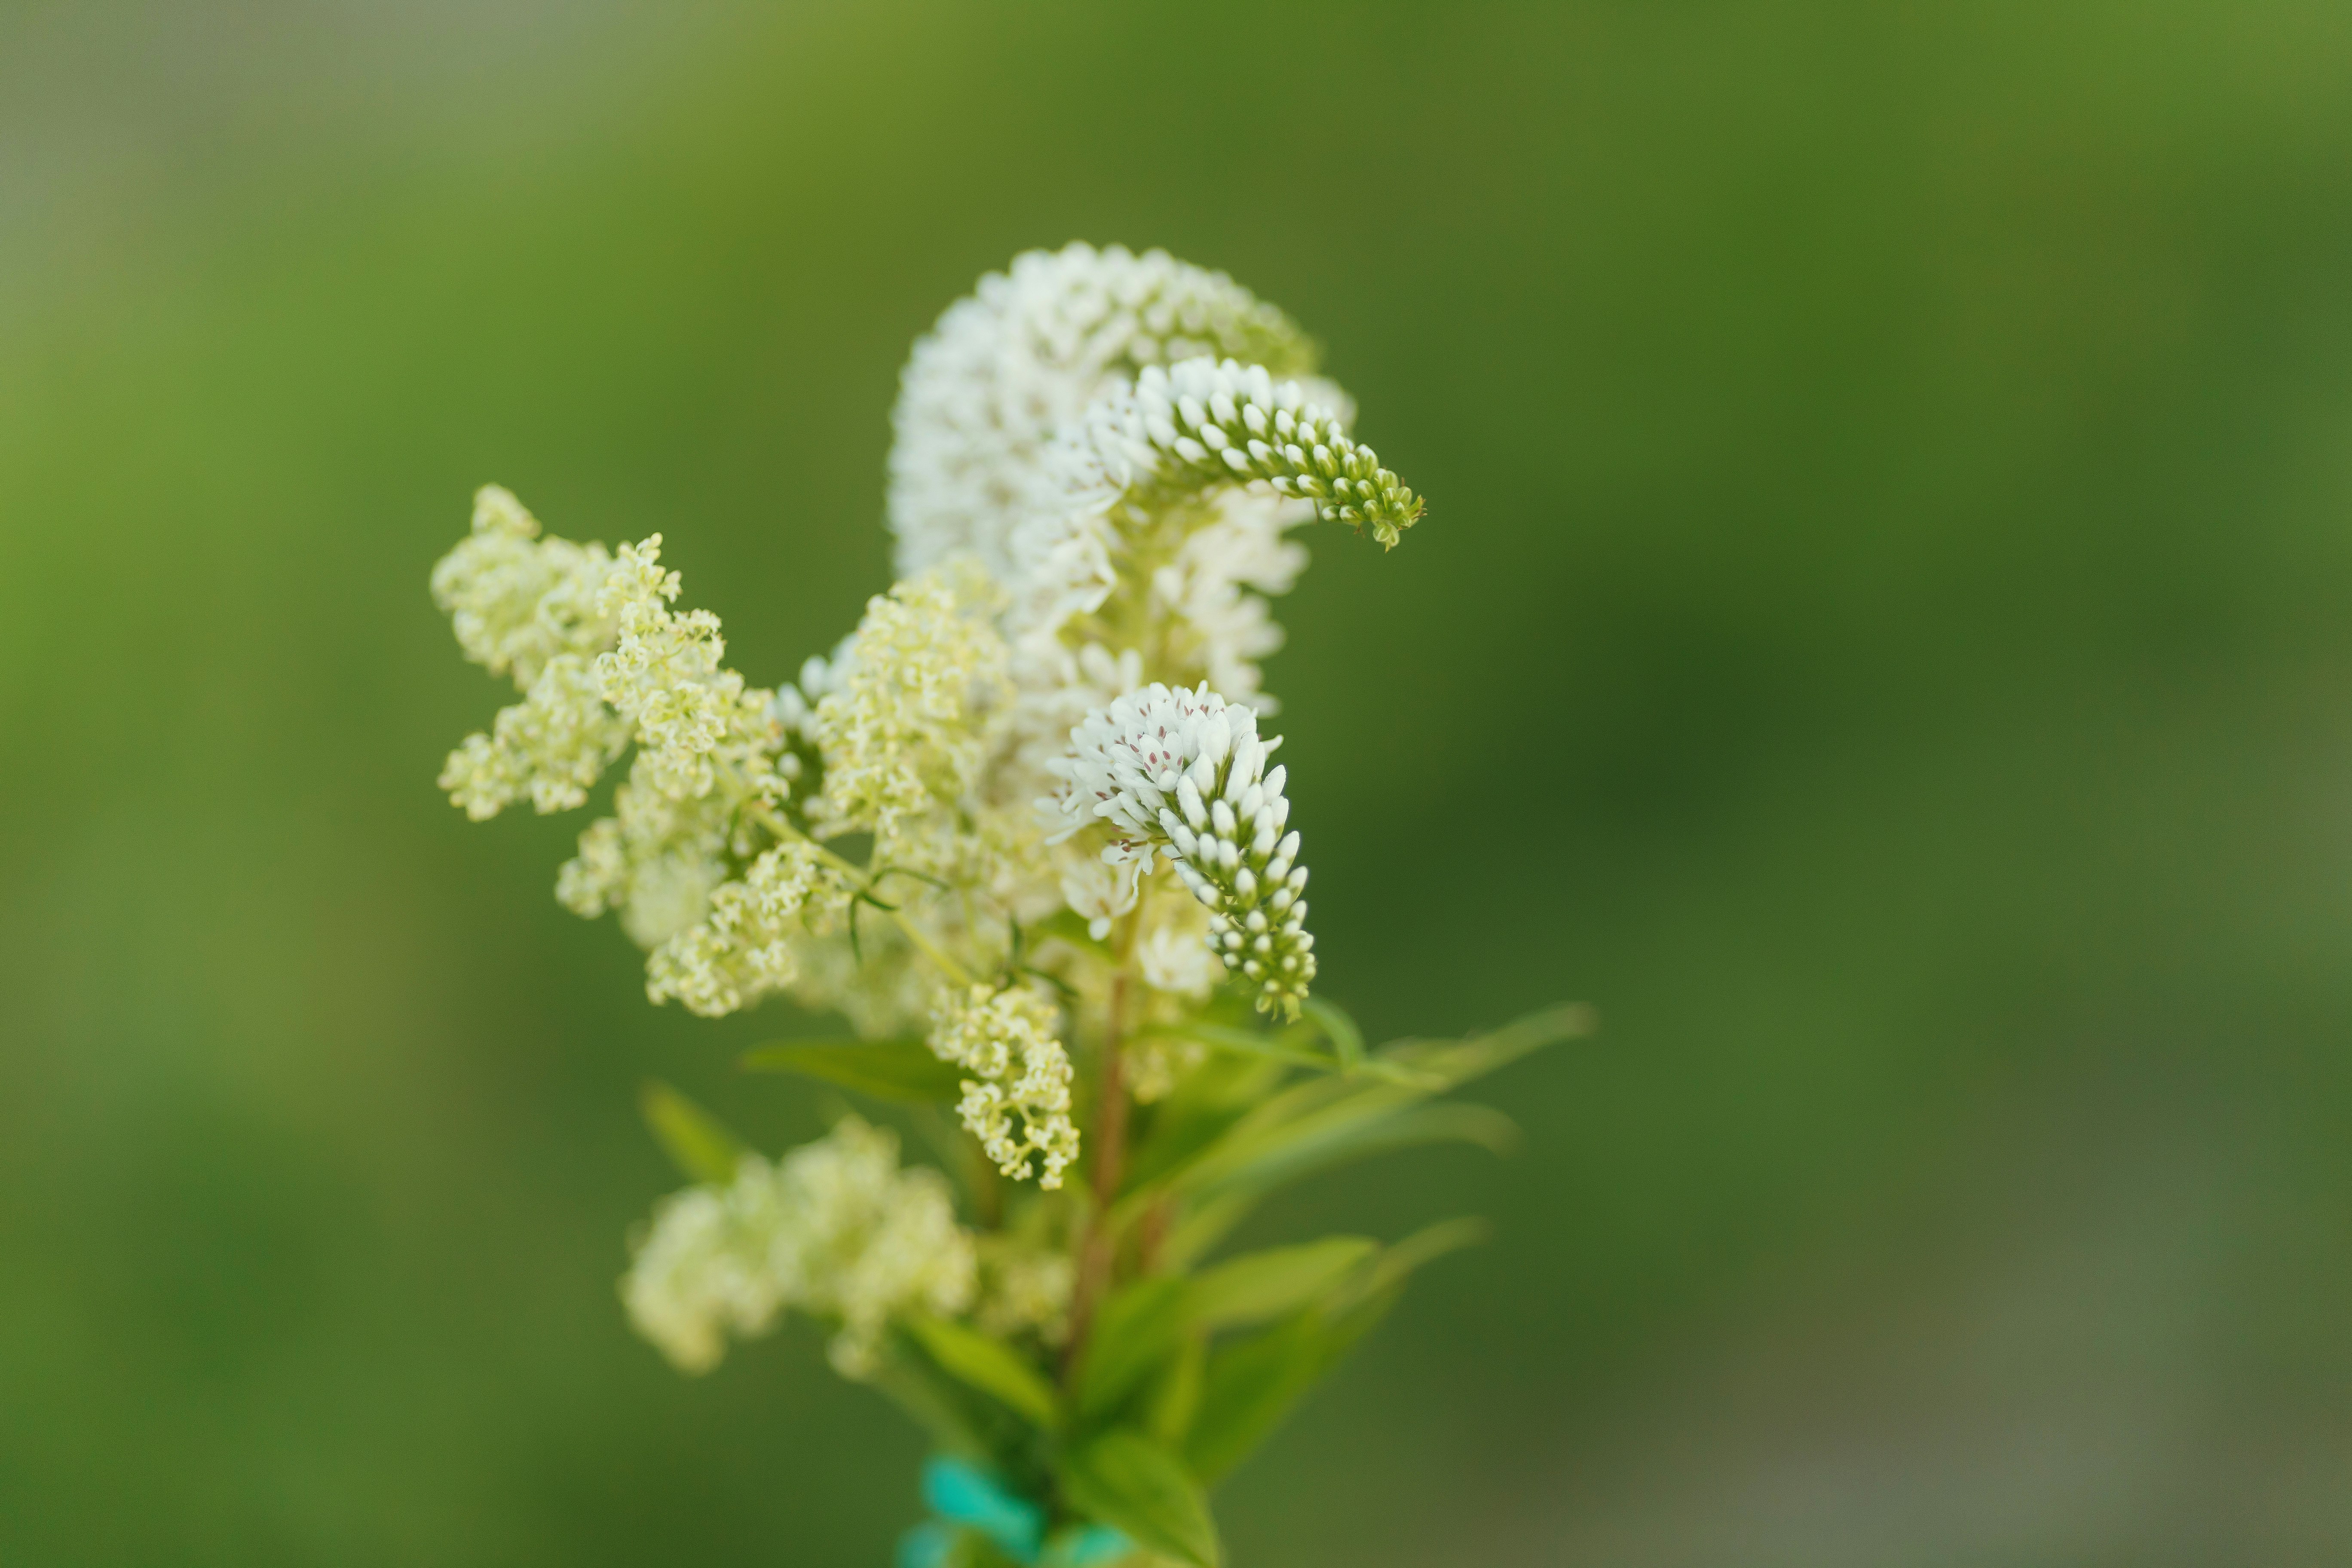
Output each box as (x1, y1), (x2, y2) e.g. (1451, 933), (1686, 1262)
(1049, 682), (1316, 1018)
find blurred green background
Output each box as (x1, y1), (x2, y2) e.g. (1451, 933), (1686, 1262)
(6, 2), (2352, 1562)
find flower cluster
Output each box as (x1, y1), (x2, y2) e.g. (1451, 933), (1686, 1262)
(644, 839), (853, 1018)
(622, 1117), (976, 1378)
(1049, 683), (1313, 1016)
(806, 572), (1008, 856)
(430, 485), (617, 685)
(973, 1234), (1078, 1344)
(438, 655), (631, 819)
(888, 243), (1319, 585)
(1063, 357), (1424, 548)
(433, 514), (785, 860)
(424, 245), (1596, 1568)
(593, 536), (771, 802)
(927, 984), (1081, 1188)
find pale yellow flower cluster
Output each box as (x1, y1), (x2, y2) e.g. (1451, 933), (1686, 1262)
(438, 656), (631, 818)
(593, 536), (763, 802)
(621, 1118), (975, 1378)
(431, 488), (635, 819)
(431, 496), (785, 849)
(809, 573), (1008, 854)
(644, 840), (852, 1018)
(554, 766), (744, 948)
(771, 1118), (978, 1377)
(928, 984), (1081, 1188)
(973, 1234), (1077, 1344)
(429, 485), (617, 685)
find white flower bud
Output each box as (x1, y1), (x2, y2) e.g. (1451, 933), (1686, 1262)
(1178, 773), (1208, 830)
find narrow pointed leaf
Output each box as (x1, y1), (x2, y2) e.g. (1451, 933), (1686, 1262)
(1378, 1002), (1595, 1088)
(1367, 1216), (1491, 1291)
(1057, 1430), (1221, 1568)
(1135, 1022), (1333, 1073)
(904, 1317), (1062, 1430)
(1181, 1313), (1329, 1485)
(1145, 1331), (1207, 1447)
(1161, 1084), (1421, 1201)
(1156, 1191), (1262, 1276)
(1187, 1238), (1378, 1329)
(1301, 997), (1365, 1071)
(1191, 1100), (1520, 1208)
(1179, 1219), (1485, 1483)
(639, 1081), (747, 1185)
(740, 1037), (966, 1102)
(1078, 1277), (1193, 1420)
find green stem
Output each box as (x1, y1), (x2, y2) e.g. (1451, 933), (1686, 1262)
(748, 803), (978, 988)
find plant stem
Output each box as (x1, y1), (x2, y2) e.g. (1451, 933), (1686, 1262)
(748, 802), (977, 987)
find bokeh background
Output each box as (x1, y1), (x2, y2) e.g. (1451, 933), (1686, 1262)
(7, 2), (2352, 1562)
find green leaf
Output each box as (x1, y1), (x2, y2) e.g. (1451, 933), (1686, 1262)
(1182, 1096), (1520, 1212)
(1155, 1191), (1262, 1276)
(1112, 1002), (1583, 1235)
(868, 1336), (996, 1460)
(1057, 1430), (1221, 1568)
(1138, 1082), (1420, 1213)
(1208, 1103), (1521, 1204)
(1118, 1055), (1286, 1197)
(1187, 1238), (1378, 1330)
(1135, 1021), (1332, 1073)
(1077, 1277), (1192, 1420)
(1181, 1312), (1329, 1485)
(639, 1081), (747, 1185)
(1379, 1002), (1596, 1089)
(739, 1037), (967, 1102)
(1300, 997), (1365, 1071)
(1358, 1216), (1491, 1301)
(1136, 1018), (1433, 1086)
(903, 1317), (1062, 1430)
(1179, 1224), (1482, 1483)
(1144, 1331), (1206, 1447)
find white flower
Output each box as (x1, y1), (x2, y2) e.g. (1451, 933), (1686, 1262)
(1056, 850), (1144, 942)
(430, 485), (619, 687)
(1139, 899), (1219, 1000)
(810, 573), (1008, 849)
(435, 510), (784, 830)
(555, 758), (740, 940)
(888, 243), (1317, 583)
(984, 356), (1416, 749)
(620, 1158), (794, 1375)
(1048, 682), (1317, 1017)
(1052, 356), (1422, 551)
(644, 839), (854, 1017)
(594, 535), (754, 802)
(770, 1118), (977, 1378)
(973, 1237), (1076, 1344)
(620, 1118), (976, 1378)
(1148, 488), (1312, 712)
(438, 653), (631, 820)
(928, 984), (1081, 1188)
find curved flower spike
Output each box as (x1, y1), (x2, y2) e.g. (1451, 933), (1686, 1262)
(1081, 357), (1425, 548)
(1049, 683), (1317, 1018)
